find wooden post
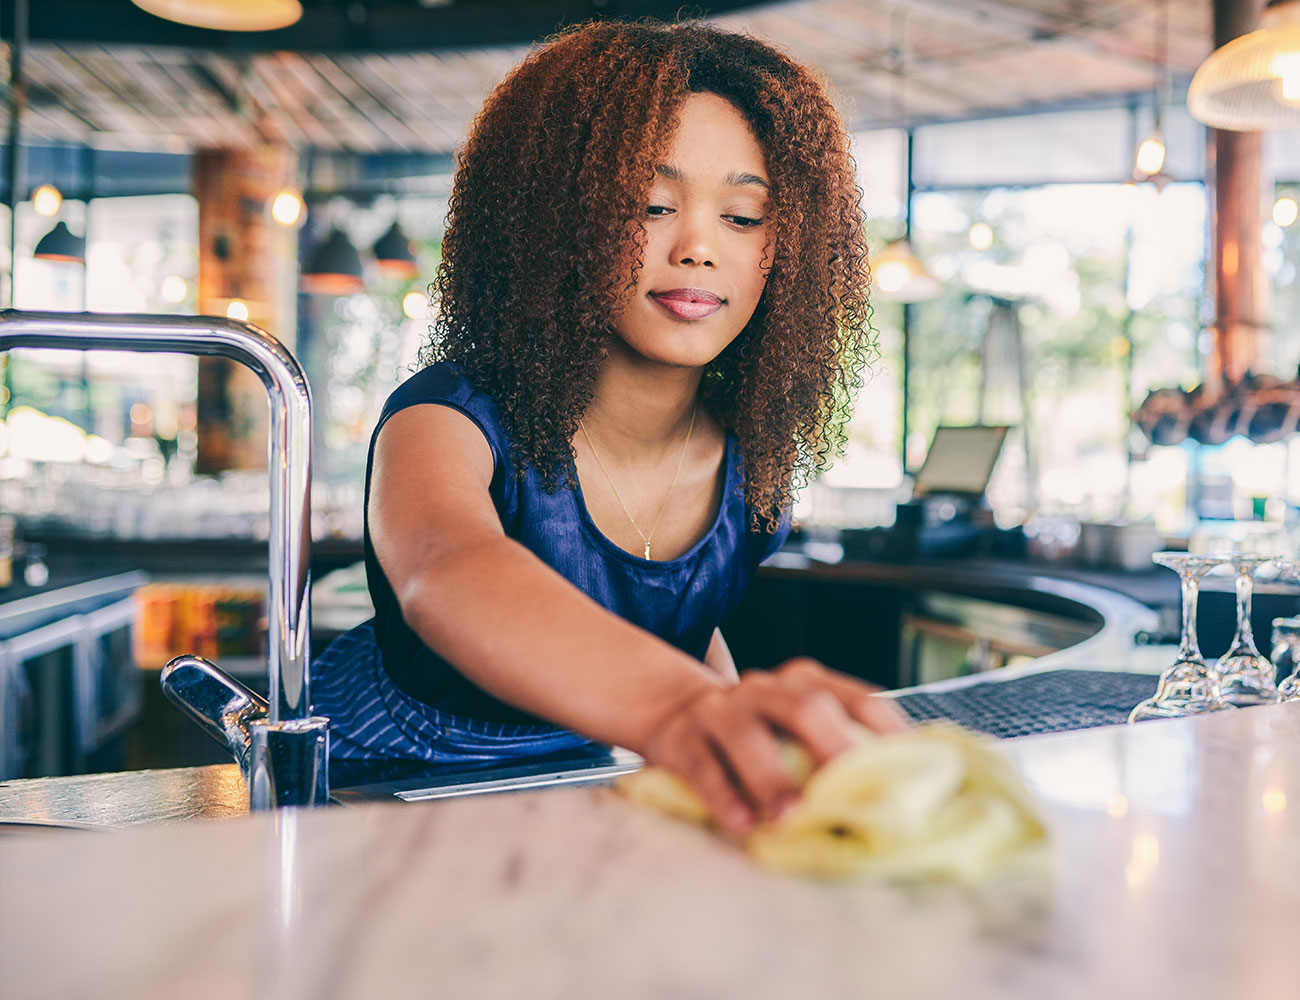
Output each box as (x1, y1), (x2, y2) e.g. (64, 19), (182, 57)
(193, 146), (299, 473)
(1206, 0), (1268, 392)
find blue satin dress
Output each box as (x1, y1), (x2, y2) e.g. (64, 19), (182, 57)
(312, 363), (789, 763)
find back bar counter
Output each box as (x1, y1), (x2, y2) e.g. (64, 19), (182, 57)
(1, 548), (1170, 825)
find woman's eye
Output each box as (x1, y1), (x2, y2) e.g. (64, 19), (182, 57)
(726, 215), (764, 228)
(646, 205), (674, 217)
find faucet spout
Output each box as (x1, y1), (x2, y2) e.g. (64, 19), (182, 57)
(0, 309), (328, 808)
(161, 655), (329, 808)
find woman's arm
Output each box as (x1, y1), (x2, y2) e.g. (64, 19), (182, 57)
(369, 404), (907, 833)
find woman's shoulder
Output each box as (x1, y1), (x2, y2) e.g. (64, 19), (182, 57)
(384, 361), (491, 414)
(382, 362), (506, 432)
(377, 362), (512, 469)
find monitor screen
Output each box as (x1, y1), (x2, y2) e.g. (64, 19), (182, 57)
(912, 425), (1009, 498)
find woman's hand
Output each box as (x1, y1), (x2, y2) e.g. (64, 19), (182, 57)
(639, 658), (910, 836)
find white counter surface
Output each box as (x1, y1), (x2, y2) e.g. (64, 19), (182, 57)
(3, 700), (1299, 1000)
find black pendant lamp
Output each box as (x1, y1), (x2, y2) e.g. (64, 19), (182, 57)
(33, 221), (86, 264)
(301, 227), (364, 295)
(372, 221), (418, 279)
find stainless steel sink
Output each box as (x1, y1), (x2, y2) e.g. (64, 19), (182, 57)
(0, 818), (105, 835)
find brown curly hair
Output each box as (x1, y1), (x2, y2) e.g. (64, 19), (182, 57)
(420, 19), (874, 529)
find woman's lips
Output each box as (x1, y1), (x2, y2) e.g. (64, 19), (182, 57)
(649, 288), (723, 321)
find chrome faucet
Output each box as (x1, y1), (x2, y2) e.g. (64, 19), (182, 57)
(0, 309), (328, 808)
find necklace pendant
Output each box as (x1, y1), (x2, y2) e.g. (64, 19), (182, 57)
(643, 541), (652, 560)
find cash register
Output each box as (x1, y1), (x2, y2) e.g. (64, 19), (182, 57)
(844, 425), (1010, 561)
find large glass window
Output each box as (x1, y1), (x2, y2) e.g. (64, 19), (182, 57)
(812, 106), (1300, 536)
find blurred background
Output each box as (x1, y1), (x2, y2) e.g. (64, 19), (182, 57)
(2, 1), (1297, 543)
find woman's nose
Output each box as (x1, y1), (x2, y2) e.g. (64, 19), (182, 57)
(672, 212), (716, 268)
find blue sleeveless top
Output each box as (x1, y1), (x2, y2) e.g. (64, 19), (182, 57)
(360, 362), (790, 728)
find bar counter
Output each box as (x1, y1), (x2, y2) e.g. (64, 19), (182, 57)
(2, 699), (1298, 999)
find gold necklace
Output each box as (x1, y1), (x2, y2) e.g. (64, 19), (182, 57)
(578, 402), (698, 560)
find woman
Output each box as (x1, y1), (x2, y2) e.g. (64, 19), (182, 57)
(315, 20), (907, 835)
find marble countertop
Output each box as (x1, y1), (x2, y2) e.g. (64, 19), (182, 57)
(3, 701), (1298, 1000)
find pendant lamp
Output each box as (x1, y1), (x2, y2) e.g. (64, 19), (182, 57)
(1134, 0), (1173, 187)
(131, 0), (302, 32)
(1187, 0), (1300, 131)
(871, 239), (941, 303)
(372, 222), (419, 279)
(33, 221), (86, 264)
(301, 228), (364, 295)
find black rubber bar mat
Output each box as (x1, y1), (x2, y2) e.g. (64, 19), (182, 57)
(895, 669), (1160, 739)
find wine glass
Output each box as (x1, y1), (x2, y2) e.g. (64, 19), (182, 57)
(1214, 554), (1281, 706)
(1129, 552), (1233, 723)
(1270, 560), (1300, 700)
(1271, 616), (1300, 701)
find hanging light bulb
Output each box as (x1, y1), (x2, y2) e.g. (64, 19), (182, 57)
(160, 274), (189, 304)
(1275, 192), (1299, 226)
(1135, 131), (1167, 177)
(1136, 0), (1173, 189)
(31, 184), (63, 218)
(1188, 0), (1300, 131)
(402, 290), (429, 320)
(131, 0), (302, 32)
(269, 189), (305, 228)
(871, 239), (942, 303)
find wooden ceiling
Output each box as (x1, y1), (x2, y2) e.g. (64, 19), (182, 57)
(3, 0), (1216, 154)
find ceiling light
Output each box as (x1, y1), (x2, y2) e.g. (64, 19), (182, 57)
(1134, 133), (1167, 178)
(301, 228), (365, 295)
(1187, 0), (1300, 131)
(131, 0), (303, 32)
(269, 189), (305, 228)
(871, 239), (942, 303)
(33, 221), (86, 264)
(968, 222), (993, 251)
(1136, 0), (1173, 185)
(160, 274), (189, 304)
(1275, 193), (1299, 226)
(402, 290), (429, 320)
(31, 184), (62, 218)
(372, 222), (419, 279)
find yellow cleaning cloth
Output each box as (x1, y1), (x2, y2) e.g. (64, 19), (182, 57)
(617, 722), (1049, 884)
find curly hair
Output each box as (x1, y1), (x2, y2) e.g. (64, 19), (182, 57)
(420, 19), (874, 529)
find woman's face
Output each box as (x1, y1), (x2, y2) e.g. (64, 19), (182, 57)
(610, 91), (773, 370)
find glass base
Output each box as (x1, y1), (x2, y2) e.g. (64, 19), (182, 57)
(1218, 684), (1282, 707)
(1129, 696), (1231, 724)
(1217, 654), (1281, 706)
(1129, 659), (1231, 724)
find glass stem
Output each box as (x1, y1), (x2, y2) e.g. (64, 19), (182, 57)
(1234, 567), (1254, 650)
(1179, 569), (1202, 661)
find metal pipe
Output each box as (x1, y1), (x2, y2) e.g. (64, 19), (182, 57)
(0, 309), (313, 723)
(0, 310), (328, 808)
(1207, 0), (1268, 390)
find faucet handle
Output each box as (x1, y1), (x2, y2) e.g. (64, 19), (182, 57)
(160, 655), (269, 774)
